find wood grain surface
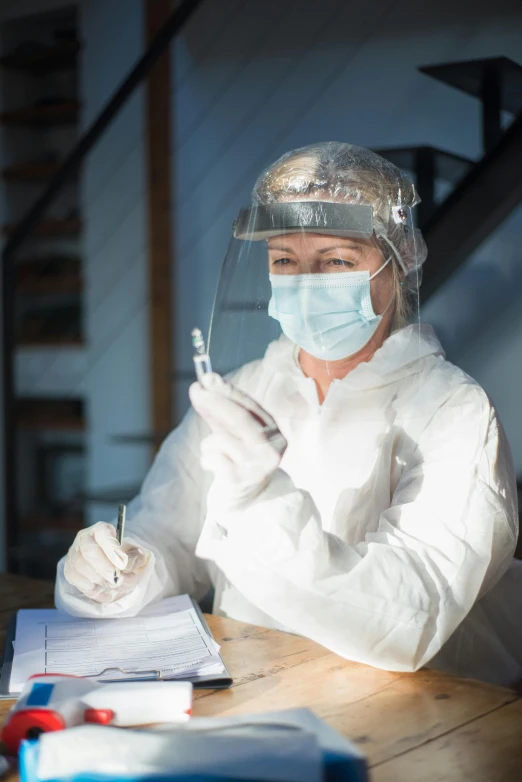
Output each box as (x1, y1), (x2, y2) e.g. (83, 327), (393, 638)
(1, 573), (521, 781)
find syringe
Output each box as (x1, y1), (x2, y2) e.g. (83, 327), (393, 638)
(192, 328), (212, 382)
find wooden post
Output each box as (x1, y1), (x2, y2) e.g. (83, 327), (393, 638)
(145, 0), (174, 442)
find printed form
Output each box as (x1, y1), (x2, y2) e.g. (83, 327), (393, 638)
(9, 595), (224, 693)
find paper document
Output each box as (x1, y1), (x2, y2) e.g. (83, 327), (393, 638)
(9, 595), (225, 694)
(33, 724), (323, 782)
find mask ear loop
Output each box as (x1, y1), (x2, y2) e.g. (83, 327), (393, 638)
(377, 234), (408, 276)
(368, 255), (396, 318)
(369, 255), (392, 280)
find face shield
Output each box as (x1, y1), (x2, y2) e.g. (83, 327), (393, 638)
(207, 199), (424, 378)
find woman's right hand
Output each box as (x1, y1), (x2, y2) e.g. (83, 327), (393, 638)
(63, 522), (152, 603)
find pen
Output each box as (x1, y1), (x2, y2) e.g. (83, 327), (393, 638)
(114, 504), (126, 585)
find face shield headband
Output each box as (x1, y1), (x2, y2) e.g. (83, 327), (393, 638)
(233, 200), (411, 276)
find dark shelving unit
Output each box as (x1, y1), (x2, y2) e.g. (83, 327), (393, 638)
(3, 162), (63, 181)
(1, 9), (87, 576)
(3, 217), (81, 237)
(0, 100), (79, 126)
(0, 41), (79, 74)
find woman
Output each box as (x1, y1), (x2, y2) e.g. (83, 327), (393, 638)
(56, 143), (521, 687)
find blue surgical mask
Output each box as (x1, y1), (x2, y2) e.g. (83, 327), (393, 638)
(268, 258), (392, 361)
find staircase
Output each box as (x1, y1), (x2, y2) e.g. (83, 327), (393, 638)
(375, 56), (522, 300)
(372, 146), (473, 227)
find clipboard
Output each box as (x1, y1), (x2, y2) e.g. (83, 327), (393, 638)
(0, 599), (232, 699)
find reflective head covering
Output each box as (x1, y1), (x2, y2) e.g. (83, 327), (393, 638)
(249, 141), (426, 280)
(209, 141), (426, 376)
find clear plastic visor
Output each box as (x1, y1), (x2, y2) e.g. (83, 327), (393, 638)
(208, 201), (421, 379)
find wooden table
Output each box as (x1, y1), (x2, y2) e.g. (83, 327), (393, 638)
(1, 573), (521, 781)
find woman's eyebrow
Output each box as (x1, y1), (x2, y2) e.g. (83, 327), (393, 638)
(268, 242), (364, 255)
(317, 244), (363, 255)
(267, 244), (296, 253)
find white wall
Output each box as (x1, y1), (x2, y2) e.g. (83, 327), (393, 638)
(424, 205), (522, 471)
(172, 0), (522, 476)
(460, 286), (522, 474)
(79, 0), (151, 523)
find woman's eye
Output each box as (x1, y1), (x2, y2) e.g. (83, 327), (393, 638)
(326, 258), (355, 268)
(272, 257), (294, 266)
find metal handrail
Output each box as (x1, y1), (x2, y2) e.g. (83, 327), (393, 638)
(1, 0), (205, 570)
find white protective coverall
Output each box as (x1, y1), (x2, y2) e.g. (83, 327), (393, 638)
(55, 324), (521, 686)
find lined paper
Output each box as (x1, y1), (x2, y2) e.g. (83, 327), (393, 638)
(10, 595), (224, 693)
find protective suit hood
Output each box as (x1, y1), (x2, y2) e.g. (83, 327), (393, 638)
(262, 323), (445, 392)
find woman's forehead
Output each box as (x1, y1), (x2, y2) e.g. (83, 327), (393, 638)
(266, 233), (372, 251)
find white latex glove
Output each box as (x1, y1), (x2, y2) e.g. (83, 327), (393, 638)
(63, 522), (152, 604)
(189, 373), (287, 511)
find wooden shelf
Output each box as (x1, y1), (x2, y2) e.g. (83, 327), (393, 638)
(18, 415), (86, 431)
(20, 515), (84, 532)
(3, 162), (62, 181)
(16, 275), (82, 295)
(17, 337), (84, 348)
(16, 253), (81, 268)
(16, 255), (82, 293)
(3, 218), (81, 237)
(0, 101), (79, 126)
(17, 395), (86, 431)
(0, 42), (79, 74)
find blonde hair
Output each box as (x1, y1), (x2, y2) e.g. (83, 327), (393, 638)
(390, 251), (413, 329)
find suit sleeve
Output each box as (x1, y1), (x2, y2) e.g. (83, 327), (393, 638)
(55, 410), (213, 618)
(196, 384), (518, 671)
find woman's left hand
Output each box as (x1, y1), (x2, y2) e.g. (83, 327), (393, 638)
(189, 373), (286, 511)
